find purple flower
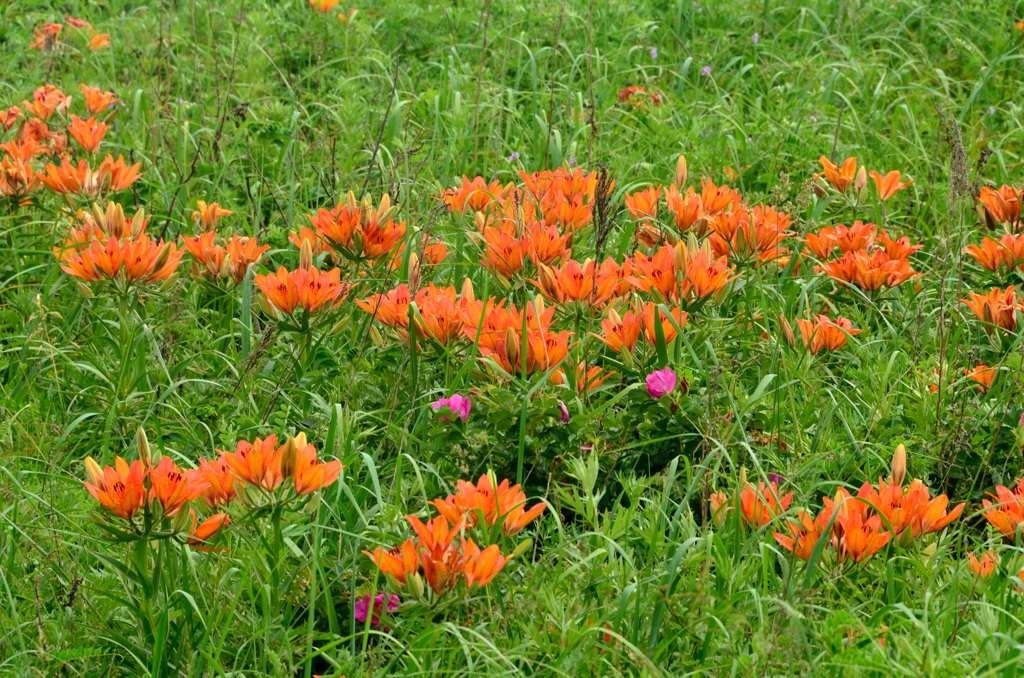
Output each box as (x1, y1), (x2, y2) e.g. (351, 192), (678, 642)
(650, 47), (658, 59)
(568, 157), (577, 167)
(646, 368), (677, 399)
(558, 399), (570, 423)
(753, 32), (759, 45)
(354, 593), (401, 632)
(989, 106), (996, 115)
(508, 151), (520, 162)
(768, 473), (784, 485)
(431, 394), (472, 421)
(701, 66), (712, 77)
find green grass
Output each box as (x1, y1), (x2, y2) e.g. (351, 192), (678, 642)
(2, 0), (1024, 675)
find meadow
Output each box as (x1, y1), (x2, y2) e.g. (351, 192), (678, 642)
(2, 0), (1024, 675)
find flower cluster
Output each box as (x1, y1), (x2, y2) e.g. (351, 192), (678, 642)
(366, 475), (544, 600)
(806, 221), (923, 292)
(29, 16), (110, 53)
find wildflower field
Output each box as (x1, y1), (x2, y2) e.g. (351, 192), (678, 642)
(3, 0), (1024, 675)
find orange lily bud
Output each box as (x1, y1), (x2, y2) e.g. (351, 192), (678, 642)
(976, 204), (997, 230)
(460, 277), (475, 303)
(675, 154), (688, 188)
(673, 241), (688, 271)
(854, 166), (867, 191)
(299, 238), (313, 271)
(891, 444), (906, 486)
(84, 456), (104, 486)
(474, 211), (486, 231)
(510, 537), (533, 560)
(152, 242), (173, 274)
(897, 525), (915, 548)
(407, 251), (421, 291)
(709, 490), (729, 526)
(172, 506), (192, 532)
(738, 467), (747, 487)
(136, 426), (152, 468)
(536, 263), (560, 301)
(279, 435), (300, 479)
(779, 314), (796, 347)
(504, 328), (521, 369)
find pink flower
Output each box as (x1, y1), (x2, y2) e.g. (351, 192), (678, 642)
(557, 399), (570, 423)
(354, 593), (401, 632)
(646, 368), (677, 399)
(431, 394), (472, 421)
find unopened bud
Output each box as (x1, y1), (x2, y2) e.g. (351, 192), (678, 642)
(407, 572), (426, 602)
(504, 328), (521, 369)
(537, 263), (560, 301)
(346, 191), (357, 212)
(675, 154), (688, 188)
(299, 238), (313, 271)
(407, 251), (421, 291)
(897, 526), (915, 549)
(738, 467), (747, 488)
(218, 254), (232, 280)
(279, 435), (300, 480)
(152, 242), (173, 273)
(474, 211), (486, 232)
(891, 444), (906, 486)
(369, 324), (385, 347)
(172, 507), (192, 532)
(157, 273), (179, 294)
(130, 208), (147, 237)
(329, 316), (351, 335)
(136, 426), (152, 467)
(854, 166), (867, 191)
(779, 314), (795, 347)
(460, 277), (475, 303)
(75, 280), (94, 298)
(84, 457), (104, 486)
(257, 293), (277, 318)
(510, 537), (533, 561)
(377, 193), (391, 218)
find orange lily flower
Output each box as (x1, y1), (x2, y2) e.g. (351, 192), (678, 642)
(22, 85), (69, 120)
(1, 106), (23, 132)
(1000, 234), (1024, 269)
(593, 307), (641, 354)
(88, 34), (111, 50)
(440, 175), (510, 214)
(480, 226), (526, 278)
(222, 435), (283, 491)
(869, 170), (913, 201)
(968, 551), (998, 578)
(0, 157), (38, 198)
(67, 115), (108, 153)
(639, 301), (688, 345)
(183, 231), (269, 285)
(699, 178), (740, 215)
(310, 0), (340, 11)
(878, 229), (923, 260)
(291, 434), (343, 495)
(799, 226), (837, 259)
(534, 258), (616, 305)
(411, 284), (464, 344)
(361, 217), (407, 259)
(192, 201), (233, 231)
(39, 155), (143, 196)
(977, 185), (1021, 226)
(625, 185), (661, 221)
(666, 184), (706, 234)
(149, 456), (208, 518)
(834, 510), (889, 563)
(542, 193), (592, 233)
(83, 456), (147, 520)
(965, 363), (996, 393)
(962, 239), (1009, 271)
(739, 481), (793, 528)
(960, 286), (1021, 333)
(356, 284), (412, 328)
(833, 221), (876, 253)
(910, 493), (965, 537)
(186, 512), (230, 549)
(189, 456), (238, 509)
(79, 85), (118, 115)
(707, 208), (747, 242)
(365, 537), (420, 584)
(526, 222), (572, 267)
(255, 266), (345, 315)
(629, 244), (678, 301)
(856, 478), (928, 537)
(795, 314), (861, 354)
(461, 540), (508, 588)
(817, 156), (858, 194)
(429, 475), (546, 535)
(389, 234), (449, 270)
(679, 247), (735, 301)
(407, 515), (463, 595)
(773, 510), (824, 561)
(981, 479), (1024, 537)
